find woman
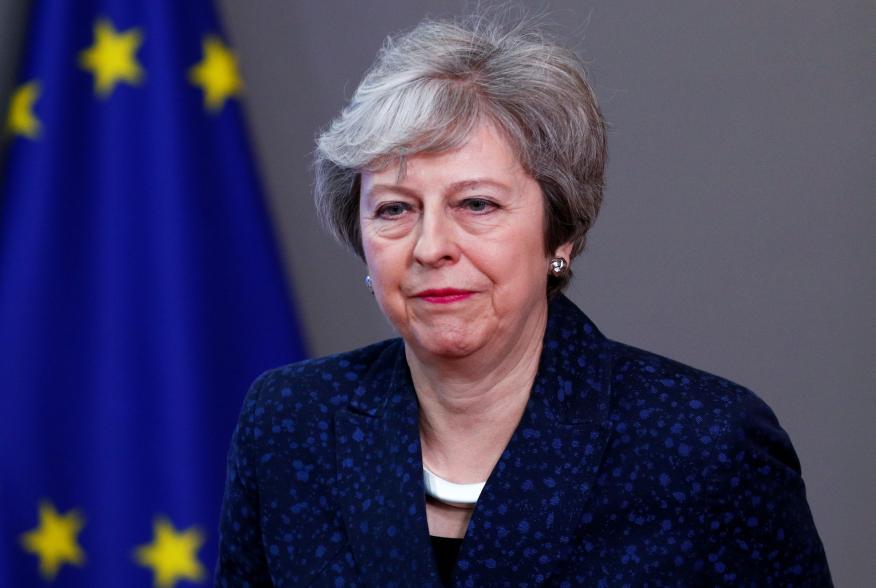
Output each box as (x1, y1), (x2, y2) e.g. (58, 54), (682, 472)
(216, 15), (832, 587)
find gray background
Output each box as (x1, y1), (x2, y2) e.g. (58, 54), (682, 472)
(2, 0), (873, 584)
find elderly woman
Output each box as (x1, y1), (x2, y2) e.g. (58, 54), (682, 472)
(216, 16), (831, 587)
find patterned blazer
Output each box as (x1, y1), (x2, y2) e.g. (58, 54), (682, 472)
(215, 294), (832, 587)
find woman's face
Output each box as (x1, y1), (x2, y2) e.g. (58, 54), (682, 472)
(359, 123), (571, 361)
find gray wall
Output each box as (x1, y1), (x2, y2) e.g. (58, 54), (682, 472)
(2, 1), (873, 584)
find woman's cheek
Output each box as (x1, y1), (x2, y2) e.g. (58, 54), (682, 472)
(366, 213), (418, 241)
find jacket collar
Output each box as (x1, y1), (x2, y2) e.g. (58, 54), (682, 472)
(334, 294), (614, 586)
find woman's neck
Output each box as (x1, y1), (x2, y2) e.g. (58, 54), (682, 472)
(406, 303), (547, 484)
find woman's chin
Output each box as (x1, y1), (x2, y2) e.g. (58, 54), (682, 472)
(393, 308), (490, 358)
(406, 325), (488, 361)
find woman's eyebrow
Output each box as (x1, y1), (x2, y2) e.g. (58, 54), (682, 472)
(363, 184), (419, 202)
(364, 178), (512, 203)
(444, 179), (511, 195)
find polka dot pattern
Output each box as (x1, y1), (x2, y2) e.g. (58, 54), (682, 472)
(216, 295), (832, 586)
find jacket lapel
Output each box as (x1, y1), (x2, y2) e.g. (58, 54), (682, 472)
(334, 339), (442, 587)
(333, 295), (614, 586)
(454, 295), (615, 586)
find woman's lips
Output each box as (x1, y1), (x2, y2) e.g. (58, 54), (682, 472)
(414, 288), (475, 304)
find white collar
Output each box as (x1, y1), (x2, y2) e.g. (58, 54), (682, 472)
(422, 466), (486, 507)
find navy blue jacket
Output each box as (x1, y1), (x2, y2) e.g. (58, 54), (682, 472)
(216, 295), (831, 586)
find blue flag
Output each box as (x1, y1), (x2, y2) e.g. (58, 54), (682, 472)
(0, 1), (306, 586)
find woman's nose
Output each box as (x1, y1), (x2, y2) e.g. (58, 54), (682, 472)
(412, 209), (459, 267)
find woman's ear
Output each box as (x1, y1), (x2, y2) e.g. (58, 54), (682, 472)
(553, 241), (573, 262)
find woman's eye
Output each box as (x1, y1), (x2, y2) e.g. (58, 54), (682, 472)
(461, 198), (497, 213)
(376, 202), (410, 218)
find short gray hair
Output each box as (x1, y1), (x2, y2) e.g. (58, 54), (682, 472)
(314, 14), (607, 295)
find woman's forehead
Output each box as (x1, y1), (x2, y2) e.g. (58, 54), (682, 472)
(362, 122), (524, 185)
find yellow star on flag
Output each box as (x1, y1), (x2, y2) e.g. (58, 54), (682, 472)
(79, 18), (145, 97)
(134, 517), (206, 588)
(5, 80), (42, 139)
(19, 500), (86, 580)
(188, 36), (243, 112)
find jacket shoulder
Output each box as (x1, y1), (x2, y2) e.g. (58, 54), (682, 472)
(604, 344), (830, 582)
(608, 339), (767, 417)
(605, 339), (798, 473)
(241, 338), (403, 425)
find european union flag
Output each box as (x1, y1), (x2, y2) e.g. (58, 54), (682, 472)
(0, 1), (306, 586)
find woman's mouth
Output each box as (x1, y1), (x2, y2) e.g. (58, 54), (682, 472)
(414, 288), (475, 304)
